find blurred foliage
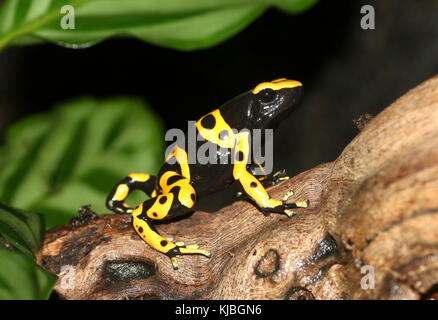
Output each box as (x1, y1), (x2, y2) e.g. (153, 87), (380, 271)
(0, 97), (164, 228)
(0, 0), (318, 51)
(0, 97), (164, 299)
(0, 203), (56, 299)
(0, 0), (318, 300)
(0, 202), (44, 257)
(0, 248), (56, 299)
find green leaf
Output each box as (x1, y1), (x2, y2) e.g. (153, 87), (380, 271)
(0, 202), (45, 257)
(0, 0), (317, 51)
(0, 248), (56, 300)
(0, 97), (164, 228)
(273, 0), (318, 14)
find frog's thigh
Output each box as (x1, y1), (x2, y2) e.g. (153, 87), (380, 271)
(131, 178), (197, 254)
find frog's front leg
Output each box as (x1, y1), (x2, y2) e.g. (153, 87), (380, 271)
(132, 176), (210, 270)
(233, 132), (309, 216)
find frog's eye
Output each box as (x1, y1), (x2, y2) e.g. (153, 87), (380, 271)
(259, 88), (276, 103)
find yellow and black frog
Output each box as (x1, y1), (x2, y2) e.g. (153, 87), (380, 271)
(106, 78), (309, 269)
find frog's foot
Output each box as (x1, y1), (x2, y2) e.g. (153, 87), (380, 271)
(107, 200), (133, 214)
(166, 242), (211, 270)
(260, 169), (290, 188)
(237, 180), (291, 200)
(270, 199), (310, 217)
(283, 191), (295, 201)
(165, 238), (188, 248)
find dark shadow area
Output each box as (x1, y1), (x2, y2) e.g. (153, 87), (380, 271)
(0, 0), (437, 209)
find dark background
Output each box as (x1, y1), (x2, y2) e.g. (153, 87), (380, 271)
(1, 0), (437, 181)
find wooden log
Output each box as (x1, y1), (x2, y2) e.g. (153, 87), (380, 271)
(39, 75), (438, 300)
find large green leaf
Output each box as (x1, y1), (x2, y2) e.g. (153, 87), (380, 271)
(0, 248), (56, 300)
(0, 0), (318, 51)
(0, 202), (45, 257)
(272, 0), (319, 14)
(0, 97), (164, 228)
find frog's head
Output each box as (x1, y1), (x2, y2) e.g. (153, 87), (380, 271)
(220, 78), (303, 131)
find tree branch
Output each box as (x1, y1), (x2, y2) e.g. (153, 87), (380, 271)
(39, 75), (438, 300)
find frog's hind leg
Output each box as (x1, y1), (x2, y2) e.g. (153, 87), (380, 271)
(106, 173), (157, 214)
(132, 175), (211, 270)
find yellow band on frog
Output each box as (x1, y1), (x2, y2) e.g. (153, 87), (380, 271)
(252, 79), (302, 94)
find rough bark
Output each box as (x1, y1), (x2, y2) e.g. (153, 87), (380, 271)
(39, 75), (438, 300)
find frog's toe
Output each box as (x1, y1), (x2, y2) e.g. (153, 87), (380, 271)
(282, 200), (310, 210)
(179, 246), (211, 258)
(166, 244), (211, 269)
(269, 199), (310, 217)
(170, 257), (179, 270)
(186, 244), (199, 249)
(296, 200), (310, 208)
(283, 191), (295, 201)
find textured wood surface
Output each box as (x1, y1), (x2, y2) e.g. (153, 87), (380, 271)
(39, 75), (438, 300)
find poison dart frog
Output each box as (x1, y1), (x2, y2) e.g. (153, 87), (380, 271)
(106, 78), (309, 269)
